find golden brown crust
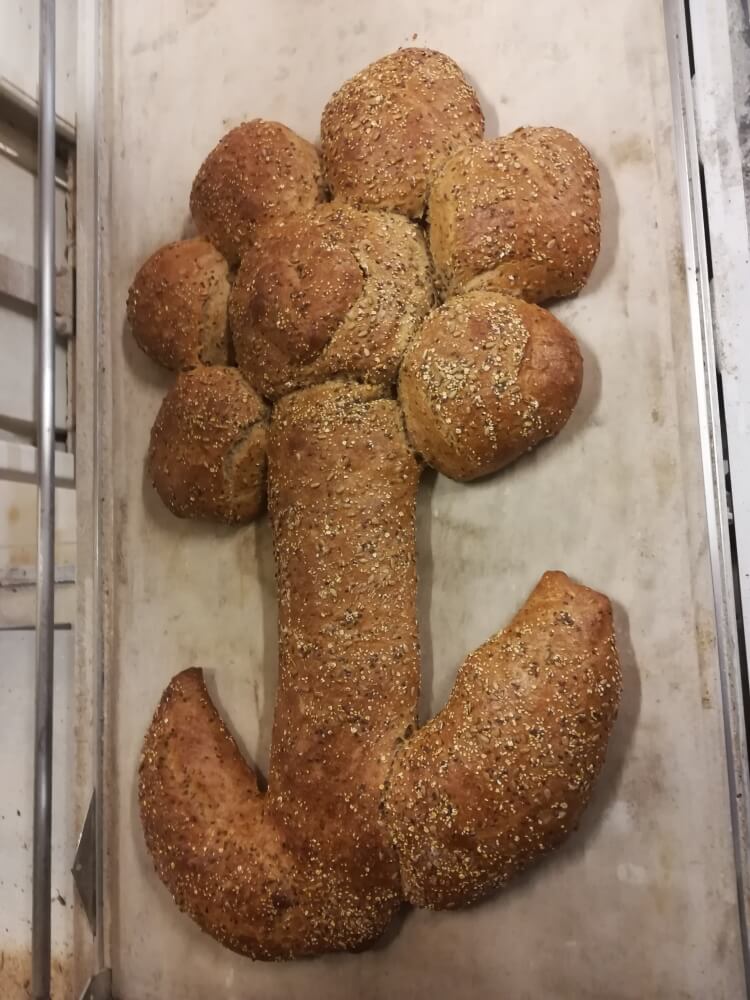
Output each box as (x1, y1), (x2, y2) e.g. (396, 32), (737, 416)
(384, 571), (621, 909)
(148, 366), (269, 523)
(229, 204), (434, 399)
(126, 238), (231, 370)
(398, 291), (582, 481)
(321, 48), (485, 218)
(428, 127), (601, 301)
(139, 382), (422, 958)
(190, 120), (325, 265)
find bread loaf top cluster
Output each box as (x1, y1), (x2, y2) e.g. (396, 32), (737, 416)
(127, 48), (601, 518)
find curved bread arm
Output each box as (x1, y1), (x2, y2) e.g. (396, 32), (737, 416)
(384, 570), (621, 908)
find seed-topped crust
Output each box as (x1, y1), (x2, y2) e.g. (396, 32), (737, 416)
(384, 570), (621, 909)
(190, 119), (325, 265)
(230, 204), (434, 399)
(321, 48), (485, 219)
(136, 51), (621, 962)
(398, 291), (583, 480)
(428, 127), (601, 301)
(126, 238), (231, 370)
(139, 382), (422, 958)
(148, 366), (269, 523)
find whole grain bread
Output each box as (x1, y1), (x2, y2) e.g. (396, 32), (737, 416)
(126, 238), (231, 370)
(428, 127), (601, 301)
(139, 381), (422, 958)
(384, 570), (621, 908)
(190, 119), (325, 264)
(398, 291), (582, 480)
(229, 204), (434, 399)
(321, 48), (484, 218)
(148, 366), (269, 523)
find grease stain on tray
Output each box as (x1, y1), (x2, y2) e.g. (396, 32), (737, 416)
(610, 134), (651, 167)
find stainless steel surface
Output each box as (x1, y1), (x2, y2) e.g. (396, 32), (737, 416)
(31, 0), (56, 997)
(73, 0), (113, 990)
(73, 791), (98, 933)
(690, 0), (750, 674)
(91, 0), (108, 973)
(78, 0), (750, 995)
(665, 4), (750, 989)
(78, 969), (113, 1000)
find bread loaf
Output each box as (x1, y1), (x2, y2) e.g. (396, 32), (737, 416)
(139, 382), (422, 957)
(321, 48), (484, 218)
(190, 120), (325, 264)
(229, 204), (434, 399)
(428, 127), (600, 301)
(126, 238), (230, 370)
(148, 366), (269, 523)
(398, 291), (582, 481)
(384, 570), (621, 908)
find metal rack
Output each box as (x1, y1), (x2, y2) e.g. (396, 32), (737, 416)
(32, 0), (57, 997)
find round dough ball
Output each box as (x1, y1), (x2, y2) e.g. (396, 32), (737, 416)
(149, 366), (269, 523)
(127, 238), (230, 370)
(321, 48), (484, 219)
(398, 291), (582, 481)
(428, 127), (601, 302)
(229, 204), (434, 399)
(190, 119), (325, 264)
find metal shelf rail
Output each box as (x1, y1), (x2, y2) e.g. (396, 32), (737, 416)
(32, 0), (57, 998)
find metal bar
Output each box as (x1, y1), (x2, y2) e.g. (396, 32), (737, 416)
(92, 0), (107, 973)
(0, 252), (74, 335)
(31, 0), (56, 996)
(0, 74), (76, 145)
(0, 442), (74, 486)
(664, 0), (750, 993)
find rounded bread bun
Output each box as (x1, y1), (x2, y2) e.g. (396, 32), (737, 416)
(428, 126), (600, 301)
(398, 290), (582, 481)
(148, 366), (269, 523)
(190, 119), (325, 265)
(229, 203), (434, 399)
(321, 48), (485, 218)
(126, 238), (230, 370)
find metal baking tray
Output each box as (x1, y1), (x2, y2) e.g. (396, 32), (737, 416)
(72, 0), (750, 996)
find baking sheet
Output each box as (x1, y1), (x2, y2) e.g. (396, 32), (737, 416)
(95, 0), (747, 996)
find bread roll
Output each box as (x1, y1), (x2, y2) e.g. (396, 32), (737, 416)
(384, 570), (621, 909)
(148, 366), (268, 523)
(139, 382), (422, 957)
(398, 291), (582, 481)
(190, 120), (325, 264)
(428, 127), (601, 301)
(127, 238), (230, 370)
(321, 48), (484, 218)
(229, 204), (434, 399)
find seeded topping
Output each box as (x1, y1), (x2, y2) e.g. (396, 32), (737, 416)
(126, 238), (231, 370)
(140, 382), (422, 958)
(322, 48), (485, 218)
(148, 365), (269, 523)
(135, 49), (618, 962)
(428, 126), (601, 301)
(383, 571), (622, 908)
(190, 119), (325, 265)
(399, 291), (583, 480)
(229, 204), (435, 399)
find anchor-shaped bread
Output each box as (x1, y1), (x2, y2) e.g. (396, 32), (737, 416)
(130, 49), (621, 960)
